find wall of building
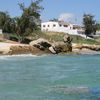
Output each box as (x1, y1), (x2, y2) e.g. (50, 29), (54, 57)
(0, 29), (2, 34)
(41, 21), (79, 35)
(96, 31), (100, 35)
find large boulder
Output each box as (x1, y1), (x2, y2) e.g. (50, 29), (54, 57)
(29, 38), (51, 50)
(29, 36), (72, 54)
(49, 35), (72, 54)
(49, 41), (72, 54)
(49, 46), (56, 54)
(63, 34), (72, 44)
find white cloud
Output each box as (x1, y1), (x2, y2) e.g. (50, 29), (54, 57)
(58, 13), (74, 22)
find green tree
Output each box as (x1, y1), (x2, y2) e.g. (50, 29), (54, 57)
(0, 0), (43, 42)
(18, 0), (43, 35)
(96, 23), (100, 31)
(0, 11), (16, 33)
(83, 14), (96, 36)
(14, 0), (43, 42)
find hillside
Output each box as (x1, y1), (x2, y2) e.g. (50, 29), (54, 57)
(31, 31), (100, 45)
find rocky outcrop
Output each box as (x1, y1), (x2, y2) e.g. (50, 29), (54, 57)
(29, 35), (72, 54)
(29, 38), (51, 50)
(0, 35), (73, 55)
(73, 44), (100, 51)
(8, 45), (31, 55)
(63, 35), (72, 43)
(7, 45), (50, 55)
(72, 44), (100, 54)
(49, 42), (72, 54)
(49, 35), (72, 54)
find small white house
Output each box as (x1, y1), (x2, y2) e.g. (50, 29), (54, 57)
(41, 21), (82, 35)
(0, 29), (2, 34)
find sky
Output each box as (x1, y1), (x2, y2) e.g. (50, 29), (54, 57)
(0, 0), (100, 25)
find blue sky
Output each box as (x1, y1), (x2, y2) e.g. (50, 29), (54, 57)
(0, 0), (99, 24)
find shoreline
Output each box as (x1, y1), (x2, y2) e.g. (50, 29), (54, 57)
(1, 42), (100, 56)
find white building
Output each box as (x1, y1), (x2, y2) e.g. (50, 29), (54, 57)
(0, 29), (2, 34)
(41, 21), (83, 35)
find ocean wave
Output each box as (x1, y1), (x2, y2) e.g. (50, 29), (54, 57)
(0, 54), (47, 60)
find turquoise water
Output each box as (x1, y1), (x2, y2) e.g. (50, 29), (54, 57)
(0, 54), (100, 100)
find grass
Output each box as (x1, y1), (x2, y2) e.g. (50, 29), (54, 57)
(69, 35), (100, 45)
(30, 31), (64, 42)
(36, 32), (100, 45)
(2, 31), (100, 45)
(31, 31), (100, 45)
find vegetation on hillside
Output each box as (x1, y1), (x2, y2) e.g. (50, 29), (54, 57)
(69, 34), (100, 45)
(30, 31), (100, 45)
(0, 1), (100, 46)
(0, 0), (43, 42)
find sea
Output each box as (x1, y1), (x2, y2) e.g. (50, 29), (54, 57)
(0, 54), (100, 100)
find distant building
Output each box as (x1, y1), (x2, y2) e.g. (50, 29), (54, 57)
(96, 31), (100, 35)
(0, 29), (2, 34)
(41, 21), (84, 35)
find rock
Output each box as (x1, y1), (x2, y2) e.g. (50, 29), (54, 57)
(8, 45), (49, 55)
(8, 45), (31, 55)
(28, 36), (73, 54)
(50, 41), (72, 54)
(72, 44), (100, 54)
(63, 34), (72, 43)
(29, 38), (51, 50)
(49, 35), (72, 54)
(49, 46), (56, 54)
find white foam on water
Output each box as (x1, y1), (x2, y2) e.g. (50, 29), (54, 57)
(0, 54), (47, 60)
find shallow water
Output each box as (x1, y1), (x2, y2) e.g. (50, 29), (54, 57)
(0, 54), (100, 100)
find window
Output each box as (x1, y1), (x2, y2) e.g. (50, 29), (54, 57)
(48, 25), (50, 27)
(73, 27), (76, 29)
(64, 25), (68, 27)
(59, 24), (62, 27)
(43, 25), (45, 27)
(53, 24), (56, 27)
